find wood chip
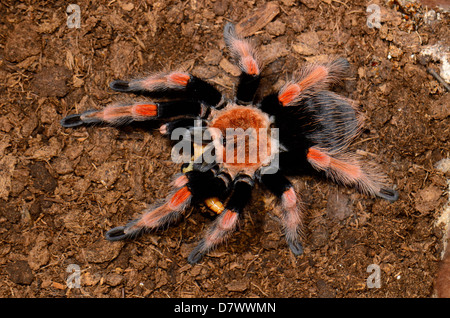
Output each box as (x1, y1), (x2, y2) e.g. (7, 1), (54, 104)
(235, 2), (280, 37)
(0, 155), (16, 200)
(225, 280), (248, 292)
(120, 3), (134, 11)
(219, 58), (241, 76)
(415, 185), (442, 214)
(292, 31), (320, 56)
(52, 281), (66, 290)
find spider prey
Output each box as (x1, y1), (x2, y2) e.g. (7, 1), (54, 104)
(61, 23), (398, 264)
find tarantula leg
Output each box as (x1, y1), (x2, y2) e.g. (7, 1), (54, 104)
(277, 58), (350, 107)
(188, 174), (254, 264)
(159, 118), (207, 136)
(110, 71), (223, 107)
(105, 168), (231, 242)
(185, 166), (230, 215)
(236, 73), (261, 105)
(259, 171), (304, 255)
(60, 110), (100, 128)
(185, 169), (232, 202)
(223, 22), (261, 104)
(183, 159), (231, 215)
(105, 185), (193, 241)
(307, 147), (399, 202)
(61, 101), (202, 127)
(187, 209), (239, 264)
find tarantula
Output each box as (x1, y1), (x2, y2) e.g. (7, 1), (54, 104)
(61, 23), (398, 264)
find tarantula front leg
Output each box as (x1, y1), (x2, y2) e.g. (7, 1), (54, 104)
(259, 171), (304, 256)
(110, 71), (223, 107)
(188, 174), (254, 264)
(61, 70), (223, 128)
(60, 100), (203, 128)
(223, 23), (261, 105)
(260, 58), (350, 114)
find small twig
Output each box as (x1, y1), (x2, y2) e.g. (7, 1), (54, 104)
(427, 67), (450, 92)
(251, 282), (269, 297)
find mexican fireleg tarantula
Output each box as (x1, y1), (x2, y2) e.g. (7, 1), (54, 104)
(61, 23), (398, 264)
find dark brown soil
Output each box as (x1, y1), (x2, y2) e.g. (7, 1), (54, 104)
(0, 0), (449, 298)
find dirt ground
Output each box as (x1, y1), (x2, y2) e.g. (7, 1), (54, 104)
(0, 0), (449, 298)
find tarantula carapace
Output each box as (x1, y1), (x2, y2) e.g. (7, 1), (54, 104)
(61, 23), (398, 264)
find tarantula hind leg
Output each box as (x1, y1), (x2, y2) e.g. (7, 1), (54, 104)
(105, 183), (193, 241)
(306, 147), (399, 202)
(105, 167), (230, 242)
(187, 174), (254, 264)
(259, 171), (304, 256)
